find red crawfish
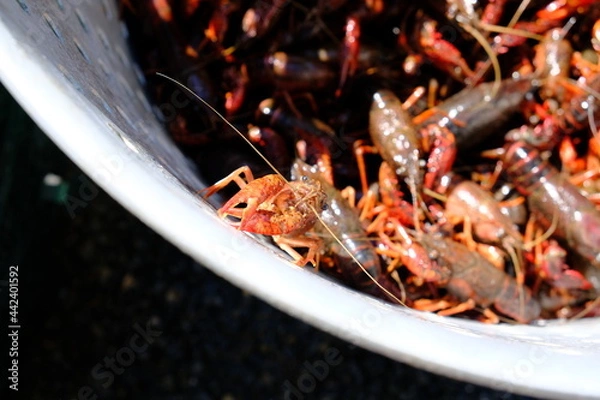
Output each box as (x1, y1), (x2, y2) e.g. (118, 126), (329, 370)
(505, 23), (581, 150)
(533, 26), (574, 102)
(203, 166), (326, 266)
(534, 239), (592, 290)
(377, 223), (452, 285)
(487, 0), (596, 53)
(510, 27), (600, 149)
(416, 13), (477, 83)
(360, 161), (418, 230)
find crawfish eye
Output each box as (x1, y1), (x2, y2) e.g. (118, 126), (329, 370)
(301, 175), (308, 182)
(321, 203), (329, 211)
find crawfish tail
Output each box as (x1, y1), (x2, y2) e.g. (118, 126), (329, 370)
(504, 142), (600, 268)
(416, 78), (535, 152)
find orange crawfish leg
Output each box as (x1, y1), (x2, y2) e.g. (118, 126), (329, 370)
(201, 166), (255, 198)
(456, 215), (477, 251)
(353, 140), (379, 196)
(366, 211), (394, 236)
(356, 186), (379, 221)
(339, 186), (356, 209)
(436, 298), (477, 317)
(273, 235), (321, 267)
(412, 297), (497, 322)
(355, 163), (398, 223)
(412, 297), (455, 312)
(481, 308), (501, 324)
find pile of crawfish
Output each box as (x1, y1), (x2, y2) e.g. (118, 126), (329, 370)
(121, 0), (600, 324)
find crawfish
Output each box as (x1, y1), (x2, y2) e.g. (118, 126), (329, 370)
(203, 165), (326, 266)
(240, 0), (288, 41)
(359, 89), (458, 223)
(445, 181), (523, 248)
(533, 27), (574, 102)
(414, 78), (536, 152)
(357, 161), (451, 284)
(445, 180), (592, 290)
(246, 52), (337, 92)
(534, 239), (592, 290)
(360, 161), (418, 230)
(417, 233), (541, 323)
(514, 59), (600, 150)
(505, 24), (583, 149)
(489, 0), (596, 53)
(504, 141), (600, 269)
(377, 223), (452, 285)
(367, 90), (422, 195)
(290, 159), (405, 302)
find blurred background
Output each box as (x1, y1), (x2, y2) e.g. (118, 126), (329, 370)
(0, 84), (533, 400)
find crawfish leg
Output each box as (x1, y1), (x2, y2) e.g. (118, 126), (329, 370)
(356, 187), (379, 221)
(437, 298), (477, 317)
(219, 197), (259, 229)
(353, 140), (379, 195)
(339, 186), (357, 209)
(413, 298), (454, 312)
(273, 235), (321, 267)
(202, 166), (254, 198)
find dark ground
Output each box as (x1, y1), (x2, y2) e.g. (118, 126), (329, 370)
(0, 84), (536, 400)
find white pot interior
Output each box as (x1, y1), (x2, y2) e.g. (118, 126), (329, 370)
(1, 2), (598, 399)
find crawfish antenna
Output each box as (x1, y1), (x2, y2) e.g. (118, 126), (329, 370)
(522, 208), (559, 251)
(156, 73), (288, 182)
(457, 19), (502, 98)
(508, 0), (532, 29)
(571, 295), (600, 321)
